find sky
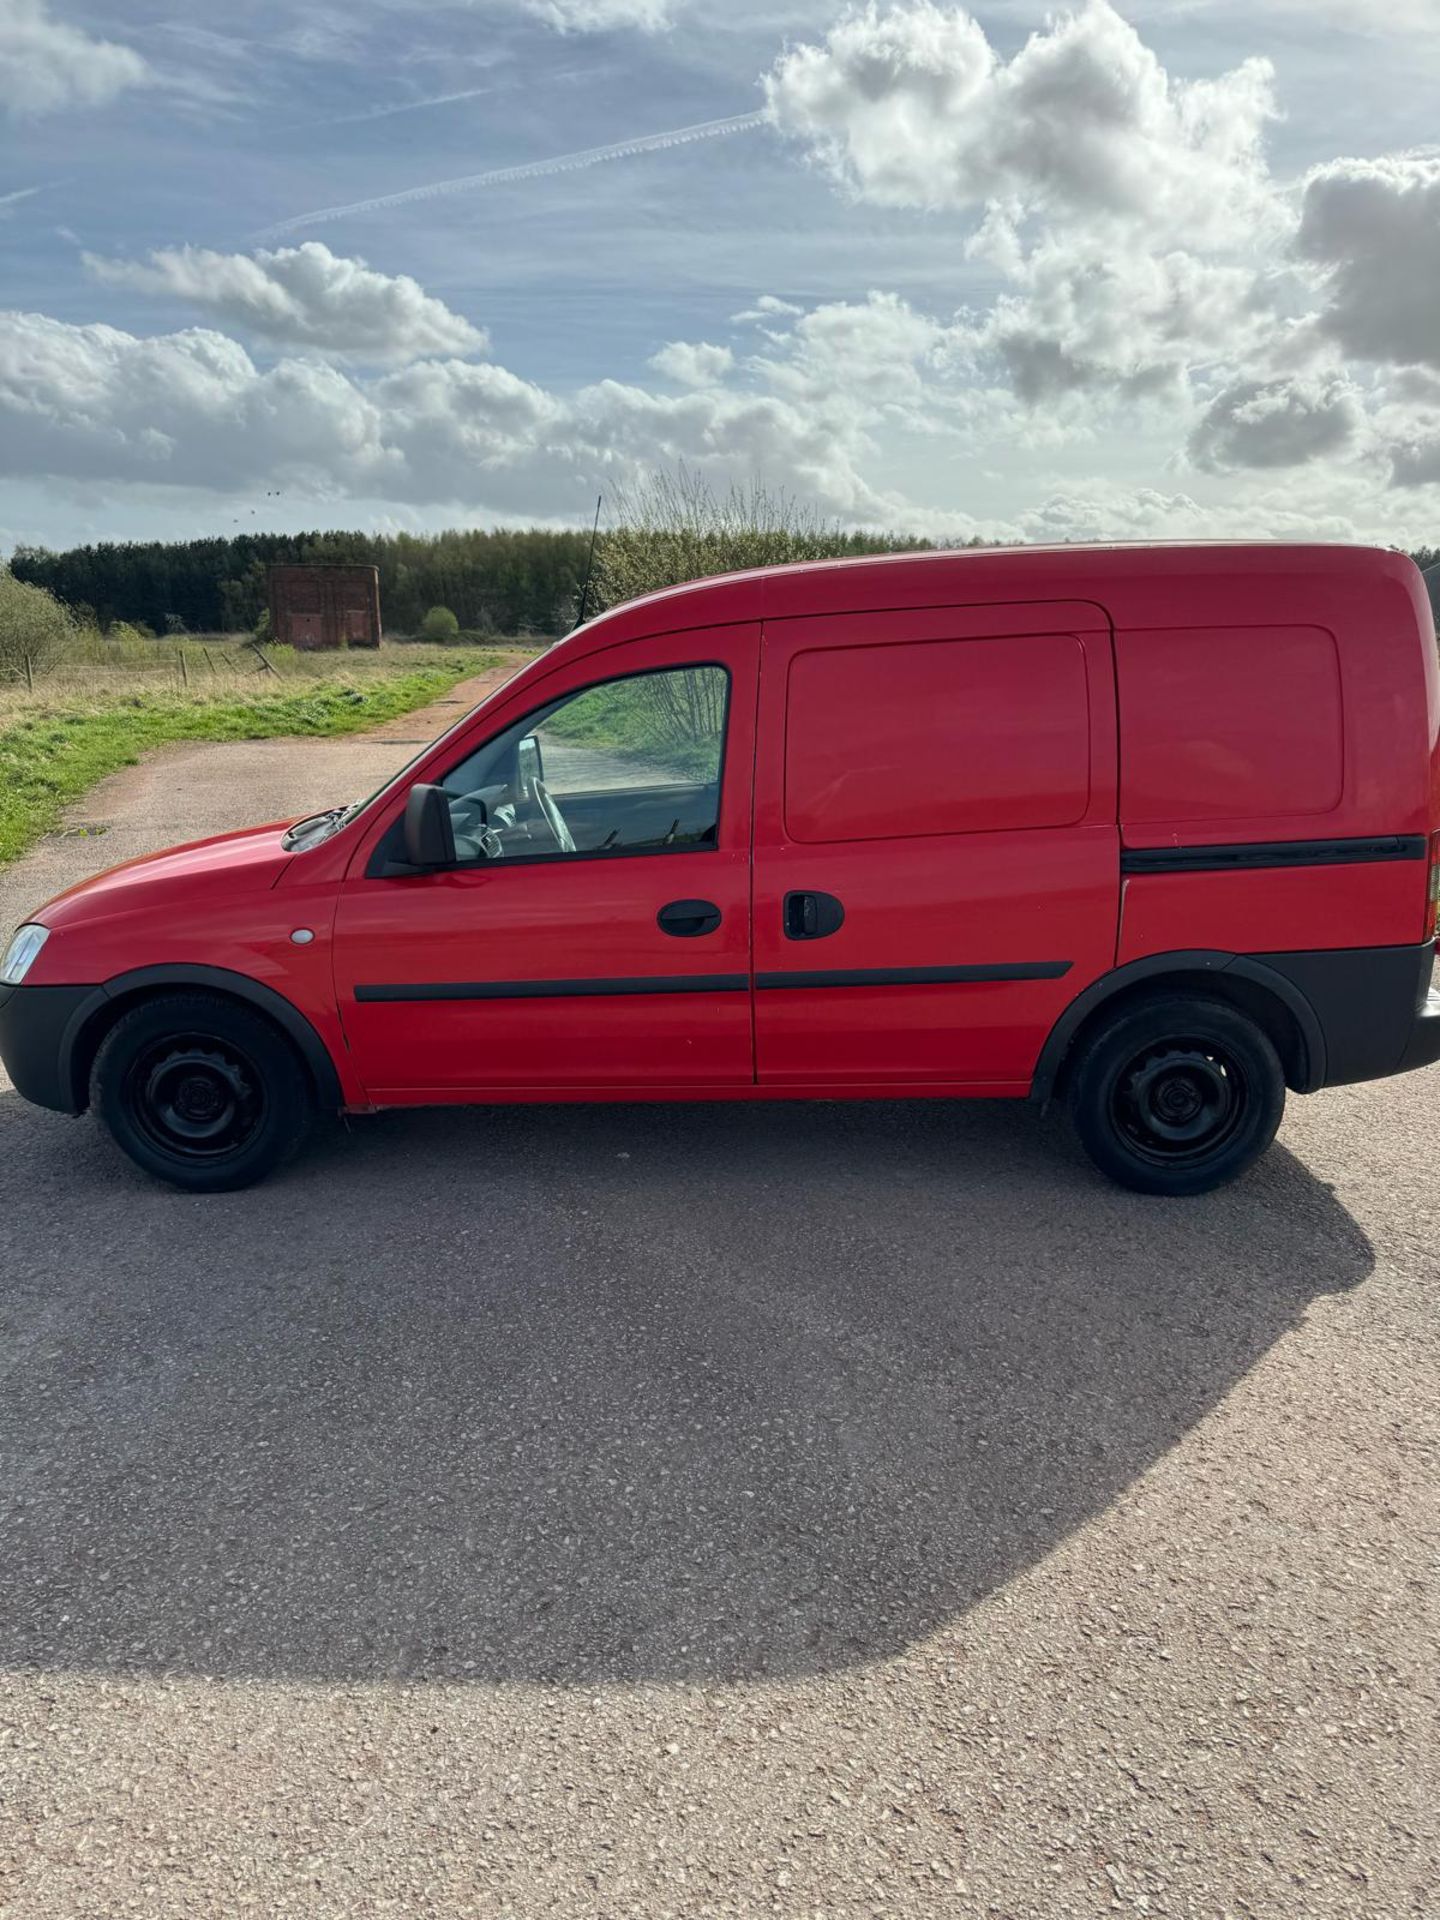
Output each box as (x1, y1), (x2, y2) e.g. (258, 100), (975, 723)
(1, 0), (1439, 554)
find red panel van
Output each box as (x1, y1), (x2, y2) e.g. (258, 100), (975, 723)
(3, 543), (1439, 1196)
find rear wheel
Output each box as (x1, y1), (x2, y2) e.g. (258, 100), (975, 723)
(1069, 993), (1285, 1196)
(90, 992), (312, 1193)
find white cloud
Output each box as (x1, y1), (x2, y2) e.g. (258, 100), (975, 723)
(82, 244), (488, 364)
(571, 377), (896, 518)
(1235, 0), (1440, 29)
(967, 226), (1275, 406)
(733, 296), (803, 324)
(1187, 373), (1364, 471)
(0, 184), (45, 215)
(764, 0), (1277, 241)
(649, 340), (735, 387)
(1373, 369), (1440, 489)
(0, 309), (894, 521)
(756, 0), (1438, 503)
(750, 290), (963, 421)
(1297, 154), (1440, 373)
(0, 0), (150, 118)
(982, 475), (1416, 546)
(1386, 421), (1440, 487)
(759, 1), (1303, 451)
(5, 0), (1440, 556)
(1393, 436), (1440, 489)
(521, 0), (676, 29)
(8, 269), (1430, 546)
(0, 314), (389, 492)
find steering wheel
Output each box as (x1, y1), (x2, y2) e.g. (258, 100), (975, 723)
(533, 778), (576, 854)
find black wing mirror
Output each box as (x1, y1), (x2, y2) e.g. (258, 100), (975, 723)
(404, 783), (457, 869)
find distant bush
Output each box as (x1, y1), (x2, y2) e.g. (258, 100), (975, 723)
(421, 605), (460, 640)
(589, 469), (936, 615)
(0, 568), (73, 680)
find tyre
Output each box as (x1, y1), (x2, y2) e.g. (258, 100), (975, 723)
(1068, 992), (1285, 1196)
(90, 992), (313, 1193)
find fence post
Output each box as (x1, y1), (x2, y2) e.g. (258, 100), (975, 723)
(23, 654), (34, 693)
(179, 648), (190, 688)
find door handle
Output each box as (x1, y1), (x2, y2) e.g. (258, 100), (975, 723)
(657, 898), (723, 938)
(783, 891), (845, 941)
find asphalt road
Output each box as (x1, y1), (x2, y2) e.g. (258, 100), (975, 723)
(1, 709), (1437, 1917)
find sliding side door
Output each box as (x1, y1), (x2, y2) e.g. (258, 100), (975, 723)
(752, 602), (1119, 1091)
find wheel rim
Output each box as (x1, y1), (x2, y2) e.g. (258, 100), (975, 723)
(1110, 1038), (1248, 1167)
(123, 1034), (266, 1162)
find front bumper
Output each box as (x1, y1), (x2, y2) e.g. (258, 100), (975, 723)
(0, 982), (100, 1114)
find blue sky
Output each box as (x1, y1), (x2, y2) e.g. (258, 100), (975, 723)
(3, 0), (1440, 552)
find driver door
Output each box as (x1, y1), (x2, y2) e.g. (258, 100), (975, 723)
(332, 627), (758, 1098)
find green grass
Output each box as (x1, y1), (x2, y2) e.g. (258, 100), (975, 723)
(0, 653), (500, 868)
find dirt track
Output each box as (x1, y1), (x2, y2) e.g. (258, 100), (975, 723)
(0, 689), (1437, 1917)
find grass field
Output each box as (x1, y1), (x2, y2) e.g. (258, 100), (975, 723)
(0, 633), (493, 719)
(0, 640), (506, 868)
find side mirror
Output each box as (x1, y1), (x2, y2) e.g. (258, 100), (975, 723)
(517, 733), (544, 799)
(404, 783), (456, 869)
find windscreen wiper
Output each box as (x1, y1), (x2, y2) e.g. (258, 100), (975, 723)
(282, 805), (349, 850)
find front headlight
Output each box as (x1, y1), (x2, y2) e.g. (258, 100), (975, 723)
(0, 924), (49, 986)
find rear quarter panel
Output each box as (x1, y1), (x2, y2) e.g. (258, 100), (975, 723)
(1115, 555), (1435, 959)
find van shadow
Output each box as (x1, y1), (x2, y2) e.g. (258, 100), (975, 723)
(0, 1091), (1372, 1687)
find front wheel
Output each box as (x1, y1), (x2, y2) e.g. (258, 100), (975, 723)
(90, 992), (313, 1193)
(1069, 993), (1285, 1196)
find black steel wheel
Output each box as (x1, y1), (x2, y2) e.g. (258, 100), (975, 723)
(1110, 1038), (1249, 1167)
(124, 1035), (267, 1161)
(1070, 993), (1285, 1196)
(91, 992), (312, 1192)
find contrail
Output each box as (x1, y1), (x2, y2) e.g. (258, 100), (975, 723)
(0, 184), (46, 211)
(257, 111), (766, 237)
(315, 85), (497, 129)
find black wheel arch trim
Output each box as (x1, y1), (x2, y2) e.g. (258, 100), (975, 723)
(61, 965), (345, 1114)
(1029, 949), (1327, 1107)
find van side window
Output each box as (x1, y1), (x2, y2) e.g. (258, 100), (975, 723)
(439, 665), (730, 862)
(784, 634), (1090, 844)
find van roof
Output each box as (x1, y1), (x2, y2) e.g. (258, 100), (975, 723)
(572, 539), (1421, 649)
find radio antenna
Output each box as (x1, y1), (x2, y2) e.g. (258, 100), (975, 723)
(573, 493), (603, 629)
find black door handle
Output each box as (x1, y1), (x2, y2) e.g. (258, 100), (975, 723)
(657, 898), (723, 938)
(783, 891), (845, 940)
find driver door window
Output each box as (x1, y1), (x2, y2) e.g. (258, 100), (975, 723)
(441, 665), (729, 863)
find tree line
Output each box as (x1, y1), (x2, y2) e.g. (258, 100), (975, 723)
(9, 513), (1439, 643)
(7, 528), (597, 639)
